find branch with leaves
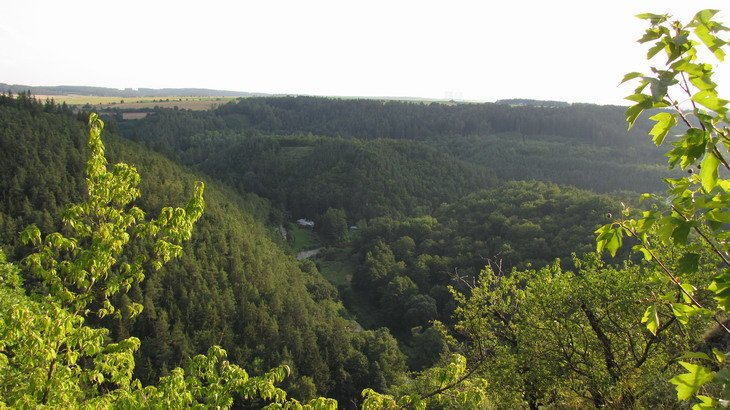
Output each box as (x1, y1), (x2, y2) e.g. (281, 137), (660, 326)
(596, 9), (730, 407)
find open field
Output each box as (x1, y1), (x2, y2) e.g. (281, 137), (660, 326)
(315, 246), (355, 287)
(317, 257), (355, 287)
(33, 95), (238, 111)
(289, 225), (321, 252)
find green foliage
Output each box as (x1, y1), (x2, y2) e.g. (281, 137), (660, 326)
(361, 354), (490, 409)
(318, 207), (348, 243)
(7, 8), (729, 408)
(0, 99), (417, 405)
(119, 96), (668, 225)
(596, 9), (730, 407)
(671, 361), (715, 401)
(449, 255), (705, 408)
(0, 113), (331, 408)
(19, 113), (204, 319)
(119, 114), (497, 221)
(348, 181), (619, 353)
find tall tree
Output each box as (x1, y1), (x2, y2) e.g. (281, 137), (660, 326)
(0, 114), (335, 408)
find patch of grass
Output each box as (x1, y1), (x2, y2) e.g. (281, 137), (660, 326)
(34, 95), (237, 111)
(289, 225), (320, 252)
(317, 258), (354, 287)
(314, 246), (379, 326)
(315, 246), (355, 286)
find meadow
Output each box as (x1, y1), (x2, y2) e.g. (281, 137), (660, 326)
(35, 94), (238, 111)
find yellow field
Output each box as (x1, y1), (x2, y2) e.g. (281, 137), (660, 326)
(34, 95), (238, 111)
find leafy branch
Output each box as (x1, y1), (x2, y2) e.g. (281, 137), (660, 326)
(597, 9), (730, 407)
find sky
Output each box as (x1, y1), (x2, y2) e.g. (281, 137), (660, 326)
(1, 1), (728, 105)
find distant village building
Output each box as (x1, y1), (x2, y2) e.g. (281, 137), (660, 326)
(297, 218), (315, 228)
(121, 112), (149, 120)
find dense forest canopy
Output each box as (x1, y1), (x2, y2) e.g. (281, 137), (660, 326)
(2, 8), (730, 409)
(0, 97), (407, 405)
(0, 88), (705, 408)
(117, 95), (672, 220)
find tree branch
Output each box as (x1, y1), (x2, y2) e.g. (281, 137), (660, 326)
(580, 302), (620, 382)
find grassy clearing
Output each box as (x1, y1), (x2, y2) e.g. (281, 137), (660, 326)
(289, 225), (320, 252)
(313, 246), (380, 327)
(316, 247), (355, 287)
(317, 260), (354, 287)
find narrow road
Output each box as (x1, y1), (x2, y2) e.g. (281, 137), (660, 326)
(296, 248), (322, 260)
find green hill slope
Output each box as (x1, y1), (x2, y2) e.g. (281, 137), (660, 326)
(119, 110), (498, 221)
(0, 96), (406, 403)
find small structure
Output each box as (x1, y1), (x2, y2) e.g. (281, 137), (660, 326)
(122, 112), (149, 120)
(297, 218), (315, 228)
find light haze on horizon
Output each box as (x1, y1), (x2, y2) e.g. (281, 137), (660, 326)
(1, 1), (728, 105)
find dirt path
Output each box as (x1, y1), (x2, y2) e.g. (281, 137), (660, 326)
(296, 248), (322, 260)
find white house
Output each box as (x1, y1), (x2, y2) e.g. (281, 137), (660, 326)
(297, 218), (315, 228)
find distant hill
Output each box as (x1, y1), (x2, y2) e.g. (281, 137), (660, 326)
(0, 83), (262, 98)
(495, 98), (570, 107)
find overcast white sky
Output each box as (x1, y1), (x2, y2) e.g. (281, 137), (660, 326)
(1, 1), (728, 105)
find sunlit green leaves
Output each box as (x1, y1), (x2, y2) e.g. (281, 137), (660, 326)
(18, 115), (206, 318)
(625, 93), (661, 128)
(613, 8), (730, 408)
(621, 72), (645, 84)
(673, 60), (717, 91)
(690, 9), (728, 61)
(649, 112), (677, 146)
(670, 361), (714, 400)
(595, 224), (624, 257)
(636, 13), (669, 27)
(700, 152), (720, 191)
(692, 90), (729, 115)
(708, 272), (730, 311)
(0, 110), (348, 409)
(642, 304), (660, 335)
(666, 128), (709, 169)
(693, 395), (717, 410)
(19, 225), (41, 247)
(361, 354), (489, 409)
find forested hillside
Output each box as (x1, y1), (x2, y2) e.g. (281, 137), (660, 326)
(215, 97), (640, 144)
(341, 182), (622, 367)
(117, 115), (496, 220)
(0, 96), (408, 404)
(109, 92), (673, 377)
(119, 97), (673, 198)
(3, 8), (730, 410)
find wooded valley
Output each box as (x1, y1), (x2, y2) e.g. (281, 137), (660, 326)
(1, 10), (730, 409)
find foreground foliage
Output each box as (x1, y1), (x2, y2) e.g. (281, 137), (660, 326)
(596, 9), (730, 407)
(449, 254), (710, 408)
(0, 114), (335, 408)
